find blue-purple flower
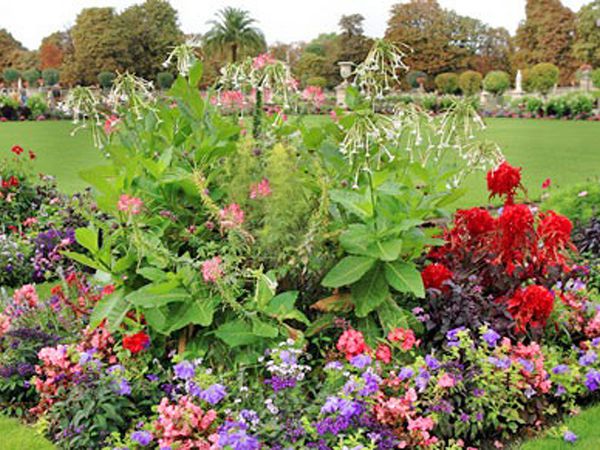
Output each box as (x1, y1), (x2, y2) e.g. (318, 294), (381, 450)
(563, 430), (577, 443)
(131, 430), (153, 446)
(585, 369), (600, 391)
(199, 383), (227, 405)
(579, 350), (597, 367)
(173, 361), (195, 380)
(482, 328), (501, 347)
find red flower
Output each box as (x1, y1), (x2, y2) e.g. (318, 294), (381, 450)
(29, 150), (36, 160)
(487, 161), (521, 203)
(123, 331), (150, 354)
(541, 178), (551, 189)
(336, 328), (367, 360)
(456, 207), (495, 236)
(8, 176), (19, 187)
(387, 327), (419, 351)
(497, 204), (535, 272)
(375, 344), (392, 364)
(538, 211), (572, 249)
(421, 263), (453, 291)
(11, 145), (24, 156)
(507, 285), (554, 333)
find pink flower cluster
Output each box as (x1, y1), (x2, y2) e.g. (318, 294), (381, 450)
(252, 53), (276, 70)
(249, 178), (271, 199)
(219, 203), (245, 230)
(13, 284), (39, 308)
(219, 90), (245, 112)
(153, 396), (219, 449)
(202, 256), (223, 283)
(118, 194), (144, 215)
(302, 85), (326, 109)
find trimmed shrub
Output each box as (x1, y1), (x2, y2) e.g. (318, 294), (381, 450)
(592, 68), (600, 89)
(2, 68), (20, 84)
(406, 70), (427, 89)
(42, 69), (60, 86)
(483, 71), (510, 96)
(26, 94), (49, 118)
(156, 71), (174, 90)
(529, 63), (559, 95)
(97, 71), (116, 89)
(458, 70), (482, 96)
(22, 69), (41, 87)
(434, 72), (459, 94)
(305, 76), (327, 88)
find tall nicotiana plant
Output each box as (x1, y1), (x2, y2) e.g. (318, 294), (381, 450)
(314, 40), (503, 335)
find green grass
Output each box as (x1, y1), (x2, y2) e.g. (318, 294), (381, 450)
(520, 404), (600, 449)
(1, 118), (599, 205)
(0, 121), (102, 193)
(0, 415), (54, 450)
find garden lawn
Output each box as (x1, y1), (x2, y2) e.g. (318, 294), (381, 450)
(0, 415), (55, 450)
(520, 404), (600, 449)
(0, 121), (102, 194)
(0, 118), (598, 204)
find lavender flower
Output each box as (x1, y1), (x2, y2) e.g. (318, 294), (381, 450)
(552, 364), (570, 375)
(218, 421), (260, 450)
(585, 369), (600, 391)
(173, 361), (195, 380)
(563, 430), (577, 443)
(488, 356), (511, 370)
(116, 379), (131, 396)
(579, 350), (597, 367)
(131, 430), (153, 446)
(200, 383), (227, 405)
(482, 328), (501, 347)
(350, 354), (372, 369)
(425, 354), (440, 370)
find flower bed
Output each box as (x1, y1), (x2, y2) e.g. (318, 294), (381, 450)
(1, 41), (600, 449)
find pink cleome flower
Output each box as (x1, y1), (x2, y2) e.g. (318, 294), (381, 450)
(118, 194), (144, 215)
(252, 53), (276, 70)
(302, 85), (326, 109)
(202, 256), (223, 283)
(249, 178), (272, 199)
(104, 115), (120, 134)
(219, 203), (245, 229)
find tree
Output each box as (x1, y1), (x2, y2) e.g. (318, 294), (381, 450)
(119, 0), (183, 79)
(0, 29), (26, 69)
(435, 72), (459, 94)
(459, 71), (482, 96)
(293, 34), (340, 88)
(2, 68), (20, 85)
(337, 14), (373, 65)
(39, 32), (69, 69)
(483, 71), (511, 96)
(470, 27), (513, 74)
(529, 62), (559, 95)
(98, 71), (116, 89)
(573, 0), (600, 67)
(69, 8), (128, 85)
(513, 0), (577, 83)
(204, 7), (266, 62)
(23, 68), (41, 87)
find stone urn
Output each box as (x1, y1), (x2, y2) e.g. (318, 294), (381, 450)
(335, 61), (354, 107)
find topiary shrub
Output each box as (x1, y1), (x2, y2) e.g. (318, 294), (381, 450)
(97, 71), (116, 89)
(592, 68), (600, 89)
(26, 94), (49, 118)
(22, 69), (41, 87)
(524, 96), (544, 115)
(2, 68), (20, 84)
(156, 71), (174, 90)
(42, 69), (60, 86)
(483, 71), (510, 96)
(434, 72), (459, 94)
(406, 70), (427, 89)
(458, 70), (482, 96)
(305, 76), (327, 88)
(529, 63), (559, 96)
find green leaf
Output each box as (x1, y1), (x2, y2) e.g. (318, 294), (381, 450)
(377, 300), (423, 333)
(113, 253), (136, 273)
(136, 267), (168, 282)
(264, 291), (298, 316)
(372, 239), (403, 262)
(90, 288), (129, 331)
(189, 61), (204, 87)
(252, 318), (279, 338)
(330, 189), (373, 219)
(351, 264), (389, 317)
(322, 256), (375, 288)
(255, 272), (277, 310)
(62, 251), (105, 271)
(436, 187), (467, 207)
(384, 261), (425, 298)
(215, 320), (260, 347)
(75, 228), (99, 253)
(339, 224), (376, 256)
(126, 283), (191, 308)
(186, 298), (216, 327)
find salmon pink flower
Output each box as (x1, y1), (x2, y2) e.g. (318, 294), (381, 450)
(375, 344), (392, 363)
(118, 194), (144, 215)
(13, 284), (39, 308)
(437, 373), (456, 388)
(249, 178), (271, 199)
(202, 256), (223, 283)
(336, 328), (367, 360)
(104, 115), (120, 134)
(219, 203), (244, 229)
(388, 328), (419, 351)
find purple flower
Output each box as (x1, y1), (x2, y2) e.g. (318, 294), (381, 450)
(592, 337), (600, 347)
(265, 376), (297, 392)
(488, 356), (511, 370)
(200, 383), (227, 405)
(519, 358), (534, 373)
(555, 385), (566, 396)
(324, 361), (343, 371)
(350, 354), (372, 369)
(116, 378), (131, 396)
(460, 413), (470, 422)
(552, 364), (570, 375)
(415, 369), (430, 392)
(563, 430), (577, 443)
(473, 388), (485, 397)
(425, 354), (440, 370)
(218, 421), (260, 450)
(482, 329), (501, 347)
(146, 374), (159, 382)
(585, 369), (600, 391)
(131, 430), (153, 446)
(359, 370), (380, 396)
(398, 367), (414, 381)
(579, 350), (597, 367)
(173, 361), (195, 380)
(446, 326), (466, 345)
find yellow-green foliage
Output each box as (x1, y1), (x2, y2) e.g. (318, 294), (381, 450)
(225, 137), (261, 205)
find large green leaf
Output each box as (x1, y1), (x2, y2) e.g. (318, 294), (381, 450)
(322, 256), (375, 288)
(255, 272), (277, 310)
(351, 264), (389, 317)
(384, 261), (425, 298)
(330, 189), (373, 219)
(75, 228), (99, 254)
(215, 320), (260, 347)
(339, 224), (377, 256)
(90, 288), (129, 331)
(377, 299), (423, 333)
(371, 239), (403, 262)
(252, 318), (279, 338)
(126, 283), (191, 308)
(62, 251), (105, 272)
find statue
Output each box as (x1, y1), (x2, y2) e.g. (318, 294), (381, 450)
(515, 70), (523, 94)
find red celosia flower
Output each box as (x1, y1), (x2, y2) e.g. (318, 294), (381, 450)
(336, 328), (367, 360)
(487, 161), (522, 203)
(8, 176), (19, 187)
(375, 344), (392, 364)
(538, 211), (572, 249)
(542, 178), (551, 189)
(123, 331), (150, 354)
(11, 145), (24, 155)
(507, 285), (554, 333)
(421, 263), (453, 291)
(456, 207), (495, 236)
(497, 204), (535, 273)
(387, 327), (419, 351)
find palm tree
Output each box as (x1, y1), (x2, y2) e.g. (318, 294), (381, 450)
(204, 7), (266, 63)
